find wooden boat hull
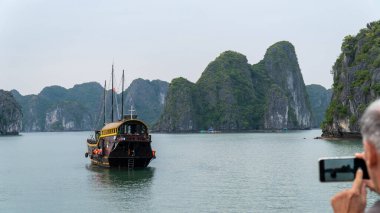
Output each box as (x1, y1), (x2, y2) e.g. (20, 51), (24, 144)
(109, 157), (153, 168)
(90, 157), (153, 168)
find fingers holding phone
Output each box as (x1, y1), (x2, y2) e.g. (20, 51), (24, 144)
(331, 169), (367, 212)
(355, 152), (376, 192)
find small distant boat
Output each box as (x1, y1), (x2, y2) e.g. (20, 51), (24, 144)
(200, 127), (221, 134)
(85, 66), (155, 168)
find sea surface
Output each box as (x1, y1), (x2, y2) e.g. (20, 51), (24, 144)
(0, 130), (377, 212)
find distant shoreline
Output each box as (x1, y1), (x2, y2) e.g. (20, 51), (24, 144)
(0, 132), (21, 136)
(12, 129), (364, 141)
(319, 131), (362, 140)
(151, 128), (317, 134)
(18, 129), (317, 134)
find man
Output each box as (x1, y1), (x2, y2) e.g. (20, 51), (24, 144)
(331, 100), (380, 212)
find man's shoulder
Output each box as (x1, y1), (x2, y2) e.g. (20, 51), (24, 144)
(367, 200), (380, 213)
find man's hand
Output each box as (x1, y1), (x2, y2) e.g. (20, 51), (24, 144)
(331, 169), (367, 213)
(355, 152), (376, 191)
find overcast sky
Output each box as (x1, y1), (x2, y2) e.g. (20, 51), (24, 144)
(1, 0), (379, 95)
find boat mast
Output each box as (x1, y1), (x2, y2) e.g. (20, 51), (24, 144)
(121, 69), (124, 120)
(129, 105), (135, 120)
(103, 80), (106, 125)
(111, 64), (114, 122)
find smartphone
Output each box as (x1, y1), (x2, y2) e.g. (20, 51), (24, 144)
(319, 157), (369, 182)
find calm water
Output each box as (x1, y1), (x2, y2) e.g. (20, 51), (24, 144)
(0, 130), (377, 212)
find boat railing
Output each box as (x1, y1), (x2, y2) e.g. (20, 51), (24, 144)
(120, 134), (150, 142)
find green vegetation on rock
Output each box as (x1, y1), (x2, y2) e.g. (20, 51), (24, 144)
(155, 41), (312, 132)
(306, 84), (332, 128)
(12, 79), (168, 132)
(322, 20), (380, 137)
(0, 90), (22, 135)
(123, 79), (169, 125)
(352, 70), (370, 87)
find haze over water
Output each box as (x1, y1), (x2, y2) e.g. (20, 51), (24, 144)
(0, 130), (376, 212)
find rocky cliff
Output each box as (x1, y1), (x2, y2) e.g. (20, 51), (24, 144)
(155, 41), (312, 132)
(262, 41), (312, 129)
(0, 90), (22, 135)
(322, 20), (380, 137)
(12, 83), (103, 132)
(123, 79), (168, 125)
(196, 51), (259, 130)
(155, 77), (197, 132)
(12, 79), (168, 132)
(306, 84), (332, 128)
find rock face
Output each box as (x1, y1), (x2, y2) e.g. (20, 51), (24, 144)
(306, 84), (332, 128)
(12, 79), (169, 132)
(322, 20), (380, 138)
(0, 90), (22, 135)
(123, 78), (169, 125)
(155, 77), (196, 132)
(262, 42), (312, 129)
(155, 41), (312, 132)
(196, 51), (259, 130)
(264, 85), (289, 129)
(12, 83), (103, 132)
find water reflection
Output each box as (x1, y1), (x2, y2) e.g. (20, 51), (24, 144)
(85, 165), (156, 211)
(86, 164), (155, 188)
(322, 139), (363, 156)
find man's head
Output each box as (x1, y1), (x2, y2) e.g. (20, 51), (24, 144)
(361, 100), (380, 150)
(360, 99), (380, 192)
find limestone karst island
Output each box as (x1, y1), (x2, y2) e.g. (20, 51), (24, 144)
(0, 90), (22, 135)
(2, 20), (380, 139)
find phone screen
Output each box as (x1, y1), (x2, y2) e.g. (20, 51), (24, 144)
(319, 157), (369, 182)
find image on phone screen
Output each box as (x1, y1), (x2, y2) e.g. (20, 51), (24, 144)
(319, 157), (369, 182)
(324, 158), (354, 181)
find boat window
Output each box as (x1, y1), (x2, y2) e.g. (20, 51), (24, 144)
(140, 125), (146, 134)
(120, 123), (145, 135)
(130, 124), (137, 134)
(123, 124), (127, 134)
(136, 124), (144, 134)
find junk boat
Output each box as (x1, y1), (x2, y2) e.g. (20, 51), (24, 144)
(85, 67), (156, 168)
(86, 113), (155, 168)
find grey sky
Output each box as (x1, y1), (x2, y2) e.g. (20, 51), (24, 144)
(1, 0), (379, 95)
